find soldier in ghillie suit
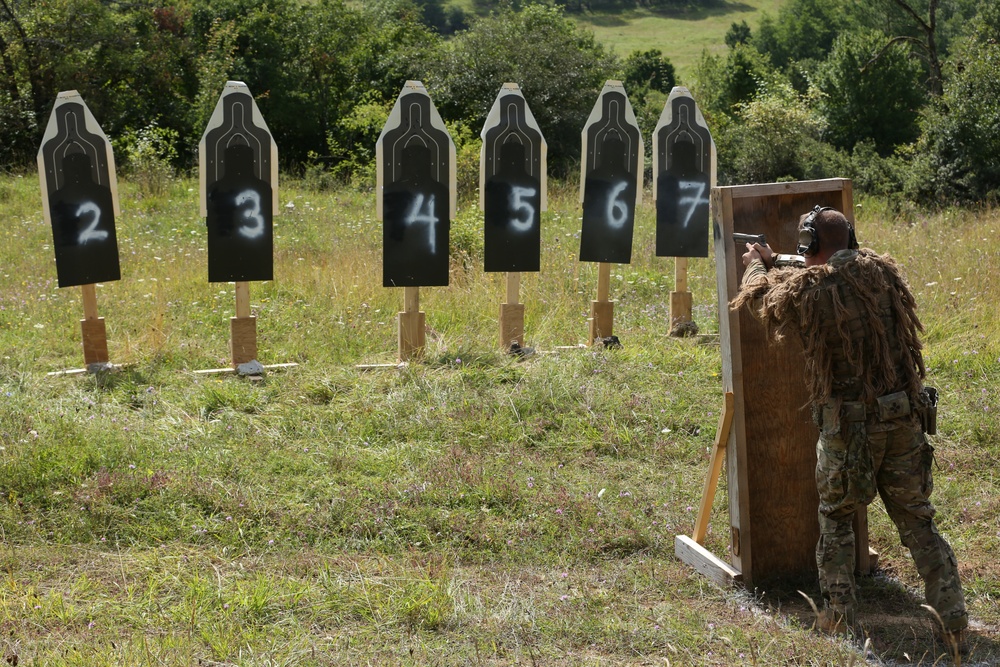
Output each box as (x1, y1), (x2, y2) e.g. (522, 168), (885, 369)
(731, 206), (969, 653)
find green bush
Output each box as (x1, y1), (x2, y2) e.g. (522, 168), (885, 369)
(116, 123), (180, 197)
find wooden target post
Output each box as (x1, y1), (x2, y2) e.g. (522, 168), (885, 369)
(676, 178), (873, 590)
(377, 81), (456, 362)
(38, 90), (122, 374)
(652, 87), (715, 336)
(480, 83), (547, 351)
(579, 81), (643, 346)
(197, 81), (287, 376)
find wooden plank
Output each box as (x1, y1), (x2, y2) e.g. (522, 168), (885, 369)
(500, 303), (525, 348)
(726, 178), (849, 200)
(80, 316), (109, 365)
(230, 316), (257, 366)
(81, 284), (100, 321)
(596, 262), (611, 302)
(506, 272), (520, 305)
(193, 362), (298, 376)
(589, 300), (614, 344)
(692, 392), (735, 544)
(669, 290), (693, 330)
(235, 281), (251, 319)
(398, 311), (425, 361)
(713, 186), (750, 577)
(675, 535), (743, 588)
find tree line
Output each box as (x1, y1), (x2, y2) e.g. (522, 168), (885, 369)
(1, 0), (998, 205)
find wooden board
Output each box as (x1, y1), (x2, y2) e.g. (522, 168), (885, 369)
(675, 535), (743, 588)
(230, 315), (257, 366)
(713, 178), (862, 589)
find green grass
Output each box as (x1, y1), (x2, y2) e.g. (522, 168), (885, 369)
(0, 173), (998, 665)
(572, 1), (785, 80)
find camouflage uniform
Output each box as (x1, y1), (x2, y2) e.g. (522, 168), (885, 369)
(736, 249), (967, 631)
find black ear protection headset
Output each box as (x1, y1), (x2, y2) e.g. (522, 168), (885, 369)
(797, 205), (858, 255)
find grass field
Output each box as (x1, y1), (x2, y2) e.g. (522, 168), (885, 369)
(448, 0), (786, 80)
(1, 173), (998, 665)
(571, 0), (785, 79)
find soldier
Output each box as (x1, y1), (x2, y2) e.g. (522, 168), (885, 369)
(731, 206), (969, 653)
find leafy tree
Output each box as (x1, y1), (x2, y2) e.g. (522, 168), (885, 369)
(425, 4), (617, 170)
(691, 43), (778, 115)
(914, 11), (1000, 203)
(724, 80), (826, 184)
(725, 20), (752, 48)
(621, 49), (676, 96)
(754, 0), (849, 69)
(815, 29), (924, 154)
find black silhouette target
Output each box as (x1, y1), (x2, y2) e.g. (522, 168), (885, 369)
(481, 87), (546, 273)
(654, 91), (713, 258)
(200, 84), (276, 283)
(378, 83), (454, 287)
(38, 95), (121, 288)
(579, 84), (643, 264)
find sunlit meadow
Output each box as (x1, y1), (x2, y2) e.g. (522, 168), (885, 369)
(0, 173), (998, 665)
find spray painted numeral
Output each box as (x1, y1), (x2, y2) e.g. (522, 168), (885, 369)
(236, 189), (265, 239)
(405, 193), (438, 254)
(678, 180), (709, 228)
(509, 186), (537, 232)
(76, 202), (108, 245)
(606, 181), (630, 229)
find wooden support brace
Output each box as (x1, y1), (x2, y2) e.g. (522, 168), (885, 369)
(398, 286), (425, 361)
(589, 300), (614, 344)
(500, 272), (525, 348)
(229, 281), (257, 366)
(500, 304), (525, 349)
(79, 284), (109, 365)
(693, 392), (735, 544)
(230, 316), (257, 366)
(589, 262), (614, 344)
(670, 257), (694, 334)
(80, 317), (109, 365)
(675, 393), (743, 587)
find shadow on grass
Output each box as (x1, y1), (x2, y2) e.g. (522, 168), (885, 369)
(756, 571), (1000, 665)
(575, 1), (757, 27)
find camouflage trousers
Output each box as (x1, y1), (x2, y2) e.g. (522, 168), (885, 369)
(815, 413), (967, 631)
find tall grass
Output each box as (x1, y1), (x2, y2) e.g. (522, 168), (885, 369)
(0, 175), (997, 665)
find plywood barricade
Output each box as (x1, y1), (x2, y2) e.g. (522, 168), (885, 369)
(677, 178), (874, 591)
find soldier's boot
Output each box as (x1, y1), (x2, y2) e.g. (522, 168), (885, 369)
(815, 605), (855, 637)
(935, 627), (970, 656)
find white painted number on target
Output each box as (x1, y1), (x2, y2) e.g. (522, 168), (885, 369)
(405, 193), (439, 254)
(606, 181), (629, 229)
(236, 189), (265, 239)
(508, 186), (537, 233)
(76, 202), (108, 245)
(678, 180), (709, 228)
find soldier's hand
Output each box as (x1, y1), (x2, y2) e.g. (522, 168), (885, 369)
(742, 242), (775, 268)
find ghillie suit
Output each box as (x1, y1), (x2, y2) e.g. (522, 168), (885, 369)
(732, 249), (968, 635)
(731, 248), (925, 407)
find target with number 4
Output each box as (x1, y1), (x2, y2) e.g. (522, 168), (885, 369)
(377, 81), (456, 288)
